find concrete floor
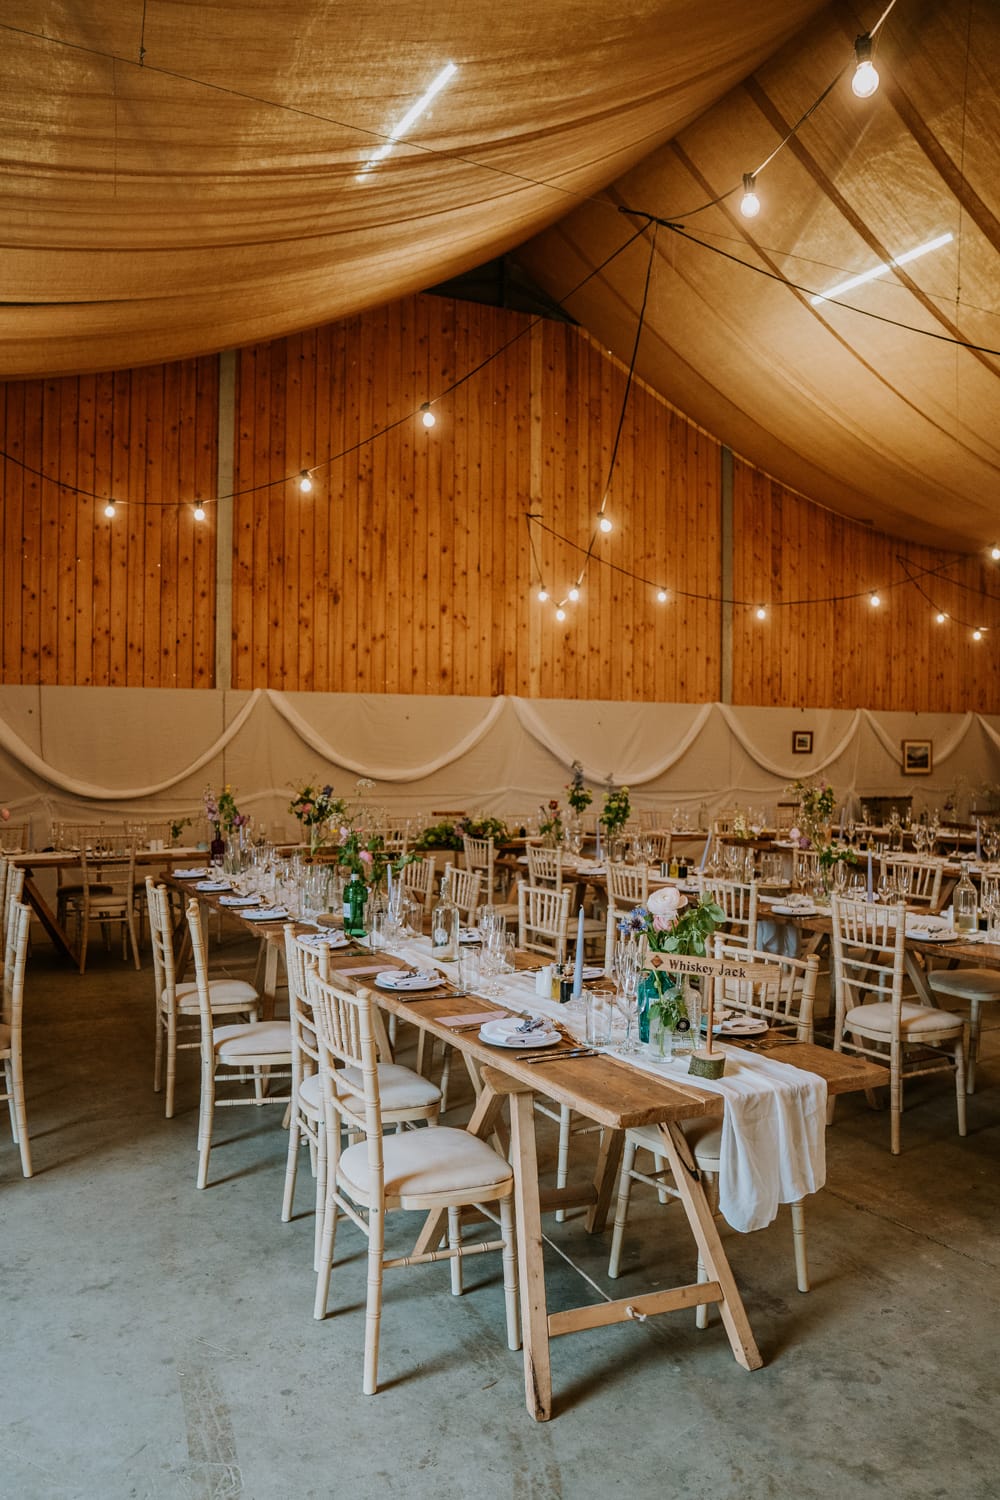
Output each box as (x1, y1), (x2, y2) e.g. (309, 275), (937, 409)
(4, 924), (999, 1500)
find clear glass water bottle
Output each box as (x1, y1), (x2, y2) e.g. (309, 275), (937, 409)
(431, 870), (460, 961)
(953, 860), (978, 934)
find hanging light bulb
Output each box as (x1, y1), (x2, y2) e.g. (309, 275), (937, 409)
(567, 586), (580, 603)
(851, 34), (879, 99)
(598, 514), (613, 534)
(555, 607), (567, 623)
(298, 471), (313, 494)
(739, 173), (760, 219)
(193, 504), (207, 521)
(991, 546), (1000, 561)
(935, 612), (947, 624)
(973, 629), (983, 642)
(420, 402), (436, 429)
(536, 588), (549, 603)
(870, 593), (881, 607)
(656, 589), (668, 604)
(755, 605), (767, 621)
(104, 501), (116, 519)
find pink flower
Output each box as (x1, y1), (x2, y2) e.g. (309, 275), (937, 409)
(359, 849), (373, 868)
(652, 913), (675, 932)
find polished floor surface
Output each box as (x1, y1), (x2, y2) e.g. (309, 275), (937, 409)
(4, 925), (999, 1500)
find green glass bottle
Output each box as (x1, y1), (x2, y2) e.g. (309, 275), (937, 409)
(343, 872), (368, 938)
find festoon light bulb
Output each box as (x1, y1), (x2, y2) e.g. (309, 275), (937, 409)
(851, 34), (879, 99)
(420, 402), (436, 429)
(299, 471), (313, 494)
(740, 173), (760, 219)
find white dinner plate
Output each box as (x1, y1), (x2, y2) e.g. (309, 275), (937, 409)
(771, 904), (819, 917)
(298, 931), (353, 949)
(243, 906), (289, 922)
(374, 971), (442, 992)
(219, 894), (260, 907)
(906, 926), (960, 943)
(173, 867), (207, 879)
(459, 927), (481, 944)
(195, 880), (231, 892)
(718, 1017), (770, 1036)
(478, 1022), (561, 1049)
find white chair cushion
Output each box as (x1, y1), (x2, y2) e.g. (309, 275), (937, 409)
(928, 968), (1000, 1001)
(173, 978), (259, 1012)
(213, 1020), (291, 1060)
(338, 1126), (512, 1202)
(301, 1064), (441, 1115)
(845, 1001), (964, 1037)
(340, 1061), (441, 1111)
(630, 1119), (722, 1170)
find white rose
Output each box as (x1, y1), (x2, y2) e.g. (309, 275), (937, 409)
(647, 886), (688, 918)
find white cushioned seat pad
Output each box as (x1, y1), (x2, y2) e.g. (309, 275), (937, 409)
(845, 1001), (963, 1036)
(928, 968), (1000, 1000)
(173, 978), (259, 1011)
(213, 1020), (291, 1059)
(338, 1126), (512, 1201)
(630, 1119), (722, 1168)
(340, 1061), (441, 1110)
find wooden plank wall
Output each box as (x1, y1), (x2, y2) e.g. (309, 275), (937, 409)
(230, 296), (722, 700)
(0, 359), (218, 687)
(2, 293), (999, 710)
(731, 463), (1000, 712)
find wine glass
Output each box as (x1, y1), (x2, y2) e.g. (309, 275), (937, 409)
(612, 937), (641, 1055)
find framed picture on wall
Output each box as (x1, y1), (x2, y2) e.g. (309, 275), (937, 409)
(901, 739), (933, 775)
(791, 730), (813, 755)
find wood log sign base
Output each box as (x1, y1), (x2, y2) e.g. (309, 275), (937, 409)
(648, 951), (776, 1080)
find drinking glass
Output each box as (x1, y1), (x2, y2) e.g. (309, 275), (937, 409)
(612, 938), (641, 1056)
(585, 988), (614, 1048)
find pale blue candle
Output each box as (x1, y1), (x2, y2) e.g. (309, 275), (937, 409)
(699, 832), (712, 872)
(866, 850), (874, 902)
(976, 820), (982, 862)
(572, 905), (585, 998)
(387, 865), (394, 905)
(595, 820), (602, 860)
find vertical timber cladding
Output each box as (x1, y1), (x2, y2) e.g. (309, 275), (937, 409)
(229, 293), (724, 700)
(729, 459), (1000, 712)
(0, 360), (218, 687)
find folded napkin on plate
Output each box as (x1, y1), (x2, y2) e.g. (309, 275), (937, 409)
(173, 867), (207, 878)
(480, 1016), (560, 1045)
(219, 894), (260, 906)
(376, 969), (442, 990)
(243, 906), (288, 921)
(299, 931), (351, 948)
(195, 880), (231, 892)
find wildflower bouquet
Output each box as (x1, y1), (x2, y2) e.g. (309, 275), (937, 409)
(538, 799), (564, 844)
(289, 778), (347, 853)
(600, 784), (631, 836)
(566, 761), (592, 816)
(203, 785), (249, 836)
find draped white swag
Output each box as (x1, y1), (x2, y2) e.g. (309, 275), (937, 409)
(1, 688), (997, 840)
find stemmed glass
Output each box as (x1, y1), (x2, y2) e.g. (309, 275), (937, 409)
(611, 937), (642, 1055)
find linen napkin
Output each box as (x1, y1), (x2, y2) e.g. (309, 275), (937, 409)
(628, 1046), (827, 1233)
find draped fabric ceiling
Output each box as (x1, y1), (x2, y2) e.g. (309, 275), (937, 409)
(2, 0), (998, 548)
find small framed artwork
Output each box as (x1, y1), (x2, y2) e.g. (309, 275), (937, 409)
(901, 739), (933, 775)
(791, 730), (813, 755)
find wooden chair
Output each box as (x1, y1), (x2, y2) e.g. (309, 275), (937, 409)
(0, 823), (28, 854)
(697, 876), (758, 949)
(0, 863), (24, 966)
(925, 963), (1000, 1094)
(603, 861), (650, 971)
(64, 847), (141, 974)
(185, 897), (292, 1189)
(608, 1120), (809, 1318)
(516, 881), (571, 959)
(878, 856), (944, 911)
(830, 896), (966, 1154)
(146, 878), (260, 1119)
(401, 852), (437, 916)
(526, 844), (564, 890)
(711, 937), (820, 1040)
(462, 834), (517, 914)
(282, 928), (441, 1268)
(307, 969), (519, 1394)
(641, 830), (673, 863)
(1, 901), (32, 1177)
(441, 862), (483, 922)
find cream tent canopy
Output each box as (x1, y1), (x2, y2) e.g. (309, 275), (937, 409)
(1, 0), (998, 548)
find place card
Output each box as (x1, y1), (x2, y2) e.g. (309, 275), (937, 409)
(439, 1011), (507, 1028)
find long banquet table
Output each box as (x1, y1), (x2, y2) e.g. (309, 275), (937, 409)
(165, 871), (888, 1422)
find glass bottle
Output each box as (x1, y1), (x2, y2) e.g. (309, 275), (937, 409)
(343, 871), (368, 938)
(431, 870), (460, 961)
(953, 860), (978, 934)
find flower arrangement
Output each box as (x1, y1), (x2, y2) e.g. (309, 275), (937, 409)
(289, 778), (348, 853)
(566, 761), (592, 816)
(416, 820), (463, 850)
(203, 785), (248, 836)
(538, 798), (564, 844)
(456, 814), (509, 843)
(618, 887), (725, 1031)
(169, 817), (191, 843)
(600, 783), (631, 836)
(788, 778), (836, 847)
